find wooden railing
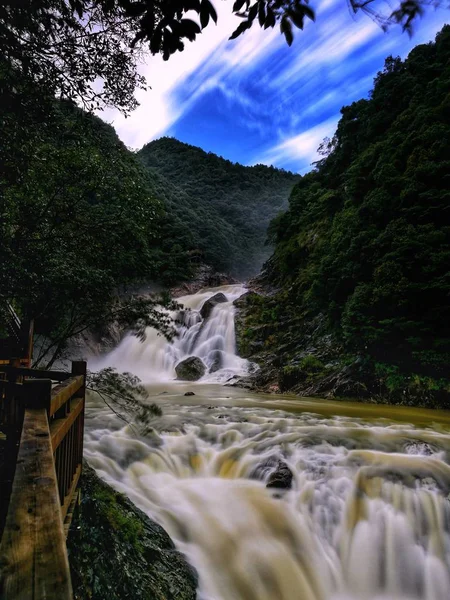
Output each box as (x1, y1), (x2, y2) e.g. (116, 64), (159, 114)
(0, 361), (86, 599)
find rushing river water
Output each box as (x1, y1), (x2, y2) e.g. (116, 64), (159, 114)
(87, 285), (450, 600)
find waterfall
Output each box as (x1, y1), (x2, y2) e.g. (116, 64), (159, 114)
(85, 285), (450, 600)
(91, 284), (250, 383)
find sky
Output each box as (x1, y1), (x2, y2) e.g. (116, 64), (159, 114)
(102, 1), (447, 174)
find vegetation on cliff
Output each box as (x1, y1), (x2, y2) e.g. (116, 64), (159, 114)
(68, 463), (197, 600)
(1, 90), (189, 366)
(139, 137), (298, 277)
(238, 26), (450, 406)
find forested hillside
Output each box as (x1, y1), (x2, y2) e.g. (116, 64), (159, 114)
(138, 138), (298, 277)
(0, 91), (190, 365)
(238, 26), (450, 406)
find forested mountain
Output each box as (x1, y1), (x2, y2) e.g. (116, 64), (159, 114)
(0, 92), (189, 365)
(138, 138), (299, 277)
(238, 26), (450, 406)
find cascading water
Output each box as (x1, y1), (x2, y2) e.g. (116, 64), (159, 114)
(91, 284), (250, 383)
(86, 286), (450, 600)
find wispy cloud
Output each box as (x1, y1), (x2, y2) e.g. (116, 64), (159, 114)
(252, 116), (340, 171)
(99, 1), (448, 171)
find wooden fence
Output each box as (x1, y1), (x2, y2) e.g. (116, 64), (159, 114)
(0, 360), (86, 599)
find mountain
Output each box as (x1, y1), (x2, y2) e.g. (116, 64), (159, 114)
(236, 25), (450, 407)
(138, 137), (299, 278)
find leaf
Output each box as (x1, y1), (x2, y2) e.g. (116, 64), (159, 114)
(229, 19), (252, 39)
(248, 3), (258, 22)
(177, 18), (201, 41)
(258, 2), (266, 27)
(208, 0), (218, 23)
(264, 7), (276, 28)
(184, 0), (201, 10)
(125, 2), (147, 17)
(233, 0), (247, 12)
(280, 17), (293, 46)
(131, 30), (147, 48)
(200, 1), (210, 28)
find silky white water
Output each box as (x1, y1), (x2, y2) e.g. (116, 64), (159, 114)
(91, 284), (250, 383)
(86, 285), (450, 600)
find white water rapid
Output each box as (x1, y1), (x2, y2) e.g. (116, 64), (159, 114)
(86, 285), (450, 600)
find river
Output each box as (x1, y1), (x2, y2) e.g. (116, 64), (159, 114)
(85, 285), (450, 600)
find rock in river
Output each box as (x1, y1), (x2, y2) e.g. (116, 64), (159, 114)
(175, 356), (206, 381)
(266, 461), (293, 489)
(200, 293), (228, 320)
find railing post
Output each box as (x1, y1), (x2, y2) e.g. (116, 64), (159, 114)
(70, 360), (86, 475)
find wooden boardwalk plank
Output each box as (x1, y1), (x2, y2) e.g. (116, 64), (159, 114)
(0, 408), (72, 599)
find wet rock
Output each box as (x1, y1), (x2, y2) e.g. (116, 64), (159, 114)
(266, 461), (293, 489)
(250, 457), (293, 490)
(208, 350), (224, 373)
(184, 391), (196, 396)
(175, 356), (206, 381)
(200, 293), (228, 320)
(68, 462), (197, 600)
(171, 264), (237, 297)
(404, 441), (433, 456)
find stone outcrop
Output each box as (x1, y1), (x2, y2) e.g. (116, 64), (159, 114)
(67, 463), (197, 600)
(175, 356), (206, 381)
(200, 293), (228, 320)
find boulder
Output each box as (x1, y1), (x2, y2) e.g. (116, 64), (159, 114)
(175, 356), (206, 381)
(200, 293), (228, 320)
(266, 461), (293, 489)
(184, 391), (196, 396)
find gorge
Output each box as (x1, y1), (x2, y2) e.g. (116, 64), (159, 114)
(74, 284), (450, 600)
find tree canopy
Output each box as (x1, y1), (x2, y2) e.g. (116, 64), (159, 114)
(265, 25), (450, 383)
(0, 0), (443, 114)
(139, 137), (298, 277)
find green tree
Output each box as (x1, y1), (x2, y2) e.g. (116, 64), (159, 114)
(266, 25), (450, 381)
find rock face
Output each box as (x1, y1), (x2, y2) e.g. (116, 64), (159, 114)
(171, 264), (237, 298)
(175, 356), (206, 381)
(200, 293), (227, 320)
(67, 463), (197, 600)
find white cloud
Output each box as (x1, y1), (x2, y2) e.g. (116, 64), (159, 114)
(99, 2), (283, 149)
(252, 115), (340, 170)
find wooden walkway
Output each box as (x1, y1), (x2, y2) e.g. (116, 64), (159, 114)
(0, 361), (86, 599)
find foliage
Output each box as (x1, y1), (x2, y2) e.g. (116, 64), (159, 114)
(0, 0), (145, 114)
(0, 97), (187, 366)
(139, 137), (299, 277)
(87, 368), (163, 431)
(1, 0), (440, 118)
(267, 26), (450, 382)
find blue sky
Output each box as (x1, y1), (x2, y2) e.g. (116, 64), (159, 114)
(104, 1), (447, 174)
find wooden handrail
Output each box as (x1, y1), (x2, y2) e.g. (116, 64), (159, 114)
(0, 366), (71, 382)
(0, 408), (73, 599)
(0, 360), (86, 600)
(50, 376), (84, 417)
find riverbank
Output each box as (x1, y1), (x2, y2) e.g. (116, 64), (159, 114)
(233, 286), (450, 410)
(67, 462), (197, 600)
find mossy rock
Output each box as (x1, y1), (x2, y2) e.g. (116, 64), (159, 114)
(67, 462), (197, 600)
